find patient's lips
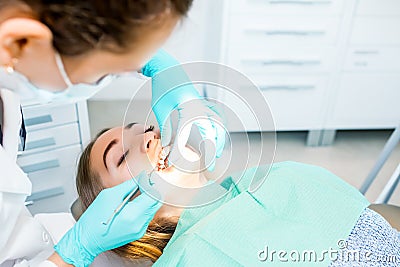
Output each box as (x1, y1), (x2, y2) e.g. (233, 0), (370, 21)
(147, 139), (173, 174)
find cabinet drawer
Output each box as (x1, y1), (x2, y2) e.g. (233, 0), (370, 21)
(20, 123), (81, 154)
(26, 168), (77, 214)
(227, 15), (341, 46)
(22, 103), (77, 131)
(28, 165), (76, 196)
(226, 45), (335, 74)
(344, 47), (400, 72)
(223, 75), (329, 131)
(17, 145), (81, 174)
(327, 74), (400, 128)
(26, 188), (76, 214)
(350, 18), (400, 45)
(228, 0), (345, 15)
(21, 146), (81, 214)
(356, 0), (400, 16)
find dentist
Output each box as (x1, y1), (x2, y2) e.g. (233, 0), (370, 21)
(0, 1), (225, 266)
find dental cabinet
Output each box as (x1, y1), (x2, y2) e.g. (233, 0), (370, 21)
(17, 101), (90, 215)
(219, 0), (400, 145)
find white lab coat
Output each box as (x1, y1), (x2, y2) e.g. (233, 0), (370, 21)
(0, 88), (57, 266)
(0, 85), (144, 266)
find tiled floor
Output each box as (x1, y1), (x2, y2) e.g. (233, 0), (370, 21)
(88, 100), (400, 206)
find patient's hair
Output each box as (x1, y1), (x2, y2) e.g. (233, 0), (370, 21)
(76, 128), (178, 263)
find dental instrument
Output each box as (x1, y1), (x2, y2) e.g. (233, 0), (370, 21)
(102, 182), (141, 226)
(102, 170), (154, 226)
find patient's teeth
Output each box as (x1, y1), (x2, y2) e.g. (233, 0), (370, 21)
(156, 146), (171, 171)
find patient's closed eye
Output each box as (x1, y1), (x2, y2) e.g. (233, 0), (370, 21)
(145, 125), (154, 133)
(145, 125), (155, 148)
(117, 150), (129, 167)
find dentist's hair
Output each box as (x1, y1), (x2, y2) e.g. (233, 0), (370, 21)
(9, 0), (193, 56)
(76, 128), (178, 263)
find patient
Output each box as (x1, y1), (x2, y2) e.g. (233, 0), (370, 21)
(76, 123), (400, 266)
(76, 123), (207, 263)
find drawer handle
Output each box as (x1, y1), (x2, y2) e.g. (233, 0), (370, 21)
(25, 137), (56, 150)
(24, 115), (53, 127)
(21, 159), (60, 173)
(268, 0), (332, 5)
(26, 187), (64, 202)
(24, 200), (34, 206)
(353, 50), (379, 55)
(354, 61), (368, 67)
(243, 59), (321, 66)
(259, 85), (315, 91)
(248, 30), (325, 36)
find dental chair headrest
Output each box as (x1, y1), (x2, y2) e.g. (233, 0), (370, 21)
(70, 198), (84, 221)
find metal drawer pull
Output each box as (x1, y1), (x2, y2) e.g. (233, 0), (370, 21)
(247, 30), (325, 36)
(267, 0), (332, 5)
(259, 85), (315, 91)
(24, 115), (53, 127)
(25, 137), (56, 150)
(21, 159), (60, 173)
(26, 187), (64, 202)
(243, 59), (321, 66)
(24, 200), (34, 206)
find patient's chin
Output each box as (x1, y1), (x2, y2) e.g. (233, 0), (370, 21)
(157, 163), (205, 189)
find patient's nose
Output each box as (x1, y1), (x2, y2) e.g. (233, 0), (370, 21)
(142, 132), (157, 153)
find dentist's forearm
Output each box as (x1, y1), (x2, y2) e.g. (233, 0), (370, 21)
(48, 252), (74, 267)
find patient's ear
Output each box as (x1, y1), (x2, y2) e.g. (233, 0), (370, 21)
(0, 18), (52, 65)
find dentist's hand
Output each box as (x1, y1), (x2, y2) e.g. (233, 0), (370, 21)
(142, 50), (226, 171)
(54, 172), (162, 267)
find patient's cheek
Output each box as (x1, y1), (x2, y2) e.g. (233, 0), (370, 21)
(111, 166), (135, 186)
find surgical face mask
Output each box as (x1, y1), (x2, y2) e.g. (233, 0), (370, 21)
(0, 52), (117, 105)
(52, 52), (117, 102)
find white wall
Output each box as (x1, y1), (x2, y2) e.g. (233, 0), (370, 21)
(91, 0), (222, 100)
(164, 0), (223, 63)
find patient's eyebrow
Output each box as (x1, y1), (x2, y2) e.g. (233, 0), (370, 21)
(124, 122), (137, 130)
(103, 139), (117, 169)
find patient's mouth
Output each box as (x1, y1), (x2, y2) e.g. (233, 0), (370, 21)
(157, 146), (170, 171)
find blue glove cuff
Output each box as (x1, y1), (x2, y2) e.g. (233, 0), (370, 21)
(54, 222), (96, 267)
(142, 49), (179, 77)
(143, 50), (202, 126)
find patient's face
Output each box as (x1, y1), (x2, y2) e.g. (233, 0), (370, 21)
(90, 123), (205, 187)
(90, 123), (207, 217)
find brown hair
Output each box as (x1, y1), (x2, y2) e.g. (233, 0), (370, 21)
(76, 128), (178, 263)
(14, 0), (193, 56)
